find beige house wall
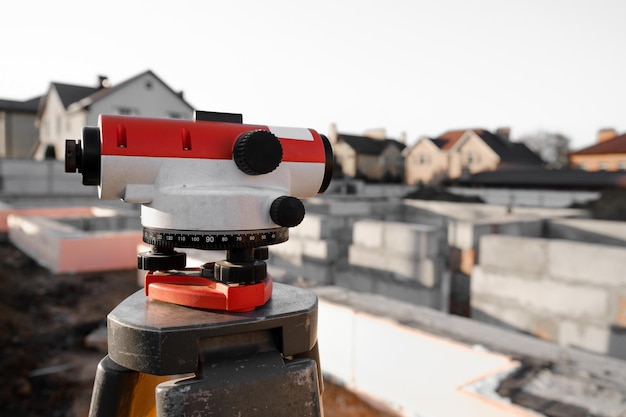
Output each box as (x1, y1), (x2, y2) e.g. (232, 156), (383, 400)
(405, 139), (448, 185)
(356, 154), (381, 180)
(334, 139), (403, 181)
(333, 142), (357, 177)
(570, 153), (626, 171)
(449, 133), (500, 178)
(354, 145), (403, 181)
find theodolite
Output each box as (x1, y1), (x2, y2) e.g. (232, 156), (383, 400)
(65, 110), (333, 416)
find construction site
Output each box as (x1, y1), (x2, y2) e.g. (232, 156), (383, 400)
(2, 157), (626, 417)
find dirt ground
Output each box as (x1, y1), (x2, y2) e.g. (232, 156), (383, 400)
(0, 241), (398, 417)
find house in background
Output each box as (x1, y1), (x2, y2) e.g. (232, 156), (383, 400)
(329, 124), (406, 182)
(0, 96), (41, 158)
(569, 129), (626, 171)
(404, 127), (543, 185)
(34, 70), (194, 160)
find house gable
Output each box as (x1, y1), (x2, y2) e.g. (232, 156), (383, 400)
(86, 70), (194, 125)
(404, 137), (449, 185)
(34, 70), (196, 160)
(454, 132), (501, 175)
(334, 132), (405, 181)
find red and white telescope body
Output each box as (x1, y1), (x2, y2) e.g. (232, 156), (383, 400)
(67, 112), (333, 233)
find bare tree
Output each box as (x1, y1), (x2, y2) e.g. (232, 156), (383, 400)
(518, 131), (571, 169)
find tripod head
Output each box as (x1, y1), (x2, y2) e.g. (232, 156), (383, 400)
(66, 110), (333, 310)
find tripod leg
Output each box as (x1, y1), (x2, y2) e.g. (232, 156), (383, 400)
(155, 350), (322, 417)
(294, 341), (324, 395)
(89, 355), (170, 417)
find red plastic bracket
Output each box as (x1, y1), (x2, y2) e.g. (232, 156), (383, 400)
(144, 268), (272, 312)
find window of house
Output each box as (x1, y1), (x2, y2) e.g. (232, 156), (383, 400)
(618, 161), (626, 171)
(467, 151), (474, 166)
(598, 162), (608, 171)
(118, 107), (138, 116)
(168, 112), (183, 119)
(145, 80), (153, 90)
(578, 163), (586, 170)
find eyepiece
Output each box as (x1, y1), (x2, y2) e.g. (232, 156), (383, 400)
(65, 139), (82, 173)
(65, 127), (101, 186)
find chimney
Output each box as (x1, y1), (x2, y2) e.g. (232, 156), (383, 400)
(597, 128), (617, 143)
(98, 75), (110, 89)
(363, 128), (386, 140)
(398, 131), (407, 144)
(496, 127), (511, 142)
(177, 90), (184, 99)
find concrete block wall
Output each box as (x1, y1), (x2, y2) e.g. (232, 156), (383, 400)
(338, 219), (448, 310)
(472, 234), (626, 359)
(7, 208), (142, 274)
(0, 159), (96, 198)
(316, 286), (626, 417)
(269, 213), (349, 284)
(407, 199), (548, 316)
(547, 218), (626, 247)
(270, 199), (407, 285)
(447, 216), (544, 275)
(317, 291), (526, 417)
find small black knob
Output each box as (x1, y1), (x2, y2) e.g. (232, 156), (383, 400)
(270, 196), (305, 228)
(233, 130), (283, 175)
(138, 249), (187, 271)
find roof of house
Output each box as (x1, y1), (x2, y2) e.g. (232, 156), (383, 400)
(0, 96), (42, 112)
(447, 167), (626, 190)
(53, 83), (100, 108)
(436, 129), (471, 150)
(476, 130), (544, 165)
(338, 133), (406, 155)
(570, 133), (626, 155)
(433, 128), (543, 165)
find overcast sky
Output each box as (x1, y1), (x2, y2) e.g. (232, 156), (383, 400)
(2, 0), (625, 150)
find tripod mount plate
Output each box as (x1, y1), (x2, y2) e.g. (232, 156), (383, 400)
(107, 283), (318, 376)
(145, 270), (272, 312)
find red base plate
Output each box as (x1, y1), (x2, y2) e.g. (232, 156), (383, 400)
(144, 268), (272, 312)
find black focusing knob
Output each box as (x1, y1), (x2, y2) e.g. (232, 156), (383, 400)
(233, 130), (283, 175)
(270, 196), (305, 228)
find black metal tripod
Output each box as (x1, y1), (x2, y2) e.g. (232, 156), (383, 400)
(88, 283), (323, 417)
